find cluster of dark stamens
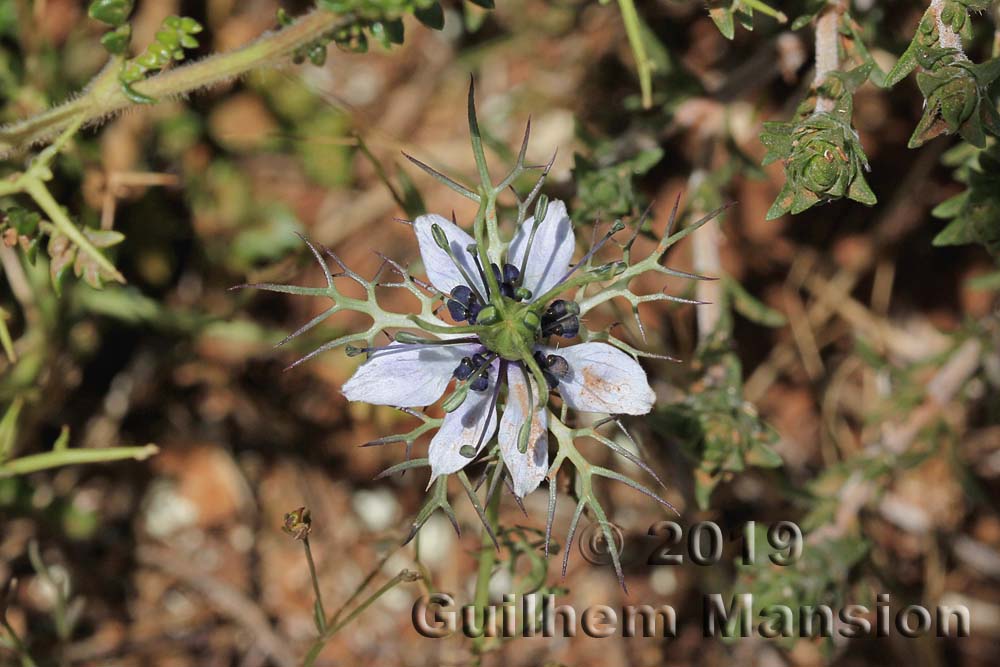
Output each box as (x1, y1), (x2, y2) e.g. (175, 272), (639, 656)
(491, 262), (522, 299)
(446, 285), (483, 323)
(453, 352), (496, 391)
(446, 259), (529, 326)
(541, 299), (580, 339)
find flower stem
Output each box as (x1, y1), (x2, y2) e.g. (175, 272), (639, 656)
(0, 443), (159, 478)
(302, 569), (420, 667)
(471, 482), (501, 658)
(303, 537), (328, 634)
(0, 8), (351, 157)
(617, 0), (653, 109)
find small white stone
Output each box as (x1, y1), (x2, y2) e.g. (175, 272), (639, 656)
(142, 480), (199, 538)
(352, 488), (400, 532)
(417, 513), (455, 564)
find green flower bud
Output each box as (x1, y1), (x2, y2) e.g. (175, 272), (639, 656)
(760, 66), (877, 219)
(910, 50), (1000, 149)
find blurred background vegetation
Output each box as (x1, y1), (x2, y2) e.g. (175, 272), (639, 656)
(0, 0), (998, 665)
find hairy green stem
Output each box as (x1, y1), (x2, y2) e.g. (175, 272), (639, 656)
(471, 483), (501, 658)
(0, 8), (350, 157)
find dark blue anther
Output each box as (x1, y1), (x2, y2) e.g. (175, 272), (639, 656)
(467, 301), (483, 323)
(451, 285), (473, 305)
(488, 263), (523, 300)
(532, 351), (563, 390)
(453, 357), (475, 381)
(545, 354), (569, 378)
(447, 299), (469, 322)
(541, 299), (581, 339)
(557, 317), (579, 339)
(447, 285), (483, 323)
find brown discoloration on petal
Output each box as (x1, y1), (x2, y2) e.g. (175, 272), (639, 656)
(582, 365), (627, 398)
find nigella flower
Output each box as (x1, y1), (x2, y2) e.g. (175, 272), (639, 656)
(239, 83), (724, 581)
(341, 199), (655, 497)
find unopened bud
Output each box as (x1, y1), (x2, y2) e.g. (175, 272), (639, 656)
(282, 507), (312, 540)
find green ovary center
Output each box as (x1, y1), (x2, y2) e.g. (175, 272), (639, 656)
(476, 301), (541, 361)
